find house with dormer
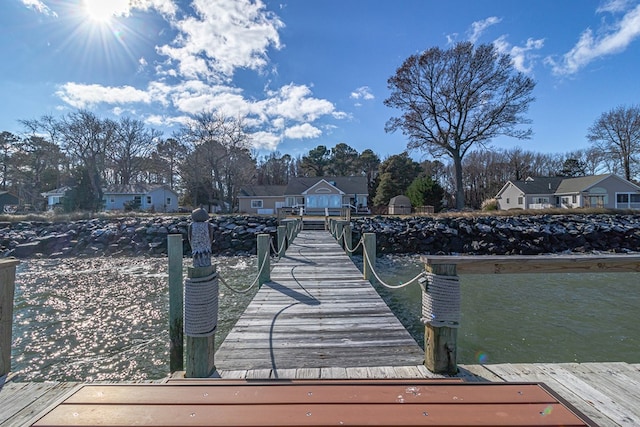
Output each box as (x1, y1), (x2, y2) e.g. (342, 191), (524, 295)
(495, 174), (640, 210)
(238, 176), (369, 215)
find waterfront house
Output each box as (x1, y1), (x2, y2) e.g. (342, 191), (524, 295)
(102, 184), (179, 212)
(238, 176), (369, 215)
(495, 174), (640, 210)
(41, 187), (72, 211)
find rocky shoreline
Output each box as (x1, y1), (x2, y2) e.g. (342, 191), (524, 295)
(1, 213), (639, 259)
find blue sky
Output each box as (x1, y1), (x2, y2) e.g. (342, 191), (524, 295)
(2, 0), (640, 161)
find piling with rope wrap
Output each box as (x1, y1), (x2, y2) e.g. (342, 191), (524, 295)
(421, 263), (460, 375)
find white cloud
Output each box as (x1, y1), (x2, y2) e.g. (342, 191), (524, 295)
(547, 4), (640, 75)
(284, 123), (322, 139)
(21, 0), (57, 17)
(262, 83), (336, 122)
(350, 86), (375, 101)
(55, 83), (152, 108)
(156, 0), (283, 81)
(249, 131), (282, 150)
(468, 17), (502, 43)
(494, 36), (545, 74)
(597, 0), (633, 13)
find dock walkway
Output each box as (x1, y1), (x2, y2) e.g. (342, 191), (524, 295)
(214, 228), (426, 377)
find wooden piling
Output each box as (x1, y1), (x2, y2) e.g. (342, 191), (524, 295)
(277, 225), (287, 258)
(335, 221), (345, 250)
(363, 233), (376, 282)
(344, 223), (352, 257)
(424, 263), (458, 375)
(257, 234), (270, 286)
(185, 265), (216, 378)
(0, 258), (19, 379)
(167, 234), (184, 373)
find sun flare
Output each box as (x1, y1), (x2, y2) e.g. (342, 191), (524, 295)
(82, 0), (130, 23)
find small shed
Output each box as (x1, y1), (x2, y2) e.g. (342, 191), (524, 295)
(388, 195), (412, 215)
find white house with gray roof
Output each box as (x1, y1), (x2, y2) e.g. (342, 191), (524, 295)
(495, 174), (640, 210)
(238, 176), (369, 215)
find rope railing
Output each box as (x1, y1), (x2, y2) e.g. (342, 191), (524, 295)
(218, 247), (270, 294)
(360, 242), (426, 290)
(344, 235), (363, 254)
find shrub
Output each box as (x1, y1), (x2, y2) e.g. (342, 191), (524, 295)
(481, 198), (499, 211)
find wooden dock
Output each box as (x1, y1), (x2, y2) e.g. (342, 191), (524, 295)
(2, 227), (640, 425)
(214, 228), (426, 377)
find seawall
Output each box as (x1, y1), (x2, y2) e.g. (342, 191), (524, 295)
(1, 213), (639, 259)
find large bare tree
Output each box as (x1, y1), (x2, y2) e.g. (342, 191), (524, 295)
(587, 105), (640, 182)
(385, 42), (536, 209)
(110, 117), (162, 185)
(179, 112), (255, 212)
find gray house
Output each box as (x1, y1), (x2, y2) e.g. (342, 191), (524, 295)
(103, 184), (179, 212)
(238, 176), (369, 215)
(495, 174), (640, 210)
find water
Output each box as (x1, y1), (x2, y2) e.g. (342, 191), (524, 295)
(10, 255), (640, 382)
(11, 257), (256, 382)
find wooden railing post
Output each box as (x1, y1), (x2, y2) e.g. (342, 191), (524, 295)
(257, 234), (270, 287)
(286, 221), (295, 245)
(168, 234), (184, 373)
(277, 225), (287, 258)
(363, 233), (376, 282)
(335, 221), (345, 249)
(0, 259), (20, 380)
(344, 223), (352, 258)
(424, 263), (458, 375)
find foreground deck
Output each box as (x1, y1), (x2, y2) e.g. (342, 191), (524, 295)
(3, 362), (639, 426)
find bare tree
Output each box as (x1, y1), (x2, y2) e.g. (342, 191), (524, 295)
(179, 112), (255, 212)
(587, 105), (640, 181)
(385, 42), (536, 209)
(21, 111), (116, 211)
(110, 117), (162, 185)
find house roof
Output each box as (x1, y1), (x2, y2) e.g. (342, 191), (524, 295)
(285, 176), (368, 195)
(499, 173), (640, 197)
(509, 176), (564, 194)
(555, 174), (640, 193)
(41, 186), (72, 197)
(103, 184), (177, 195)
(238, 185), (287, 197)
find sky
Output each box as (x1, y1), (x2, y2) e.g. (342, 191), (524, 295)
(1, 0), (640, 162)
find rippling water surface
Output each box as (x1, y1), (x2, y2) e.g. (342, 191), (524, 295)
(11, 255), (640, 382)
(12, 257), (256, 382)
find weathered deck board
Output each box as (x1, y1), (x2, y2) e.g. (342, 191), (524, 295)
(30, 380), (595, 426)
(214, 229), (425, 373)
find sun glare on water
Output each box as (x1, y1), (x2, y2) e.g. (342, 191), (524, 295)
(83, 0), (130, 23)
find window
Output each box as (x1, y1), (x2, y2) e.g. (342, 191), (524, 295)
(517, 197), (523, 205)
(166, 197), (172, 205)
(572, 195), (577, 203)
(146, 196), (152, 204)
(506, 198), (510, 204)
(251, 200), (263, 209)
(616, 192), (640, 209)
